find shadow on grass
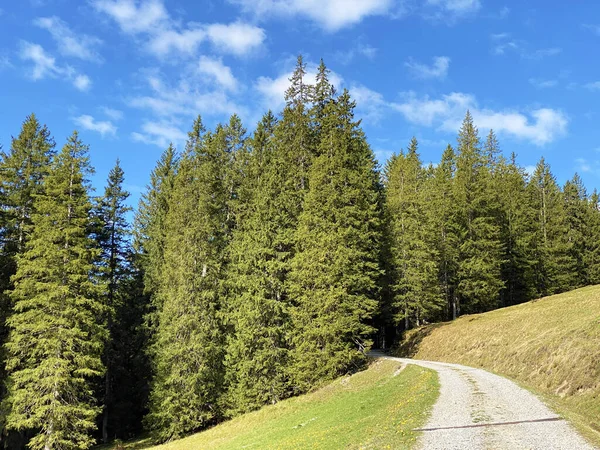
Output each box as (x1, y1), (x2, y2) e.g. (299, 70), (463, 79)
(394, 323), (445, 358)
(93, 436), (154, 450)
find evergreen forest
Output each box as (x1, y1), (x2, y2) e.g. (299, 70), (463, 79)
(0, 57), (599, 449)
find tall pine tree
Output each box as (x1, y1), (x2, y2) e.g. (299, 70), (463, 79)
(4, 132), (105, 450)
(289, 90), (382, 392)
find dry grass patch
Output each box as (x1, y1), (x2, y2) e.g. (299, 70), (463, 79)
(396, 285), (600, 446)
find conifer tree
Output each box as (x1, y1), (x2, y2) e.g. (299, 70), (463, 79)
(585, 189), (600, 285)
(223, 112), (291, 416)
(496, 153), (536, 305)
(453, 112), (504, 314)
(133, 144), (178, 311)
(4, 132), (105, 450)
(428, 145), (460, 319)
(289, 90), (382, 392)
(93, 160), (133, 443)
(527, 158), (574, 296)
(0, 115), (55, 424)
(563, 174), (588, 288)
(145, 117), (227, 442)
(385, 138), (443, 329)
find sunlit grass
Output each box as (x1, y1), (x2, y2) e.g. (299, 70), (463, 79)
(101, 360), (438, 450)
(397, 285), (600, 447)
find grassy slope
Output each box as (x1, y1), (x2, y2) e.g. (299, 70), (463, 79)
(106, 361), (438, 450)
(396, 285), (600, 446)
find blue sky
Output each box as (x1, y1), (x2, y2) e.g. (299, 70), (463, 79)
(1, 0), (600, 209)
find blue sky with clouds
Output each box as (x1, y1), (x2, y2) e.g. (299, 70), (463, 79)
(1, 0), (600, 208)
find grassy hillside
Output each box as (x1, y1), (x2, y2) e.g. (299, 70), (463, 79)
(102, 360), (438, 450)
(396, 285), (600, 446)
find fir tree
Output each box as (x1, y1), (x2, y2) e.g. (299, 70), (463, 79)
(3, 132), (105, 450)
(145, 117), (227, 442)
(527, 158), (574, 296)
(223, 112), (291, 416)
(93, 160), (133, 443)
(584, 189), (600, 284)
(453, 112), (504, 314)
(563, 173), (588, 288)
(385, 138), (443, 329)
(0, 115), (55, 428)
(496, 153), (536, 305)
(428, 145), (460, 319)
(289, 90), (382, 392)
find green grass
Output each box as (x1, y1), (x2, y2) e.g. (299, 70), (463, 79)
(396, 285), (600, 447)
(101, 360), (438, 450)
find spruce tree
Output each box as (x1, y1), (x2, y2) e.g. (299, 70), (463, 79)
(527, 158), (574, 296)
(496, 153), (536, 305)
(563, 174), (588, 288)
(133, 144), (178, 312)
(0, 115), (55, 430)
(93, 160), (134, 443)
(453, 113), (504, 314)
(145, 117), (227, 442)
(223, 112), (291, 416)
(3, 132), (105, 450)
(428, 145), (460, 319)
(585, 189), (600, 285)
(384, 138), (443, 329)
(289, 90), (382, 392)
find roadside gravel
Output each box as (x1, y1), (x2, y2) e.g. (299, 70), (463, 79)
(374, 354), (596, 450)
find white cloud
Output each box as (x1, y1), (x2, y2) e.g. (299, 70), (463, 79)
(584, 81), (600, 91)
(204, 22), (266, 56)
(147, 28), (206, 57)
(426, 0), (481, 15)
(229, 0), (392, 31)
(256, 61), (344, 111)
(128, 71), (246, 119)
(132, 120), (186, 148)
(19, 41), (91, 91)
(405, 56), (450, 79)
(350, 84), (387, 122)
(92, 0), (168, 34)
(390, 92), (568, 145)
(197, 56), (238, 91)
(73, 74), (92, 91)
(34, 16), (103, 62)
(73, 114), (117, 136)
(93, 0), (264, 58)
(101, 107), (124, 121)
(352, 87), (567, 146)
(529, 78), (558, 89)
(524, 165), (536, 177)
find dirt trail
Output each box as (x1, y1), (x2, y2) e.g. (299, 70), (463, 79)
(372, 353), (596, 450)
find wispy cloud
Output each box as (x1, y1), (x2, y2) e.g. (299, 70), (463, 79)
(228, 0), (393, 31)
(73, 115), (116, 136)
(93, 0), (265, 58)
(425, 0), (481, 16)
(334, 42), (377, 65)
(529, 78), (558, 89)
(584, 81), (600, 91)
(583, 24), (600, 36)
(131, 120), (186, 148)
(490, 34), (561, 59)
(197, 56), (238, 92)
(350, 85), (568, 146)
(19, 41), (91, 91)
(405, 56), (450, 79)
(100, 106), (124, 121)
(34, 16), (103, 62)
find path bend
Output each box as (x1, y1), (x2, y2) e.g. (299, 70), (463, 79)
(371, 353), (596, 450)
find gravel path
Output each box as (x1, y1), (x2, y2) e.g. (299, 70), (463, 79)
(373, 354), (596, 450)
